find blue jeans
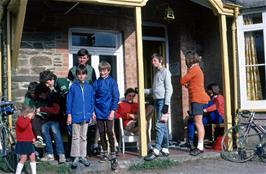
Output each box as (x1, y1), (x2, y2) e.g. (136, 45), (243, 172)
(41, 121), (65, 155)
(154, 99), (169, 150)
(187, 101), (223, 142)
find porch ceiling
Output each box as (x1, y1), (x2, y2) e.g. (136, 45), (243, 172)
(54, 0), (149, 7)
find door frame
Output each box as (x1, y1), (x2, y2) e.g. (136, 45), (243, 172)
(142, 22), (172, 139)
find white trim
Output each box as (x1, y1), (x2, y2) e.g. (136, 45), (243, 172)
(237, 11), (266, 110)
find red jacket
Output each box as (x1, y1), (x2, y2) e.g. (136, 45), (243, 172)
(180, 65), (210, 104)
(205, 95), (225, 118)
(16, 116), (35, 142)
(116, 101), (138, 128)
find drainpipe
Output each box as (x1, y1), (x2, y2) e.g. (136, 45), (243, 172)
(231, 7), (240, 119)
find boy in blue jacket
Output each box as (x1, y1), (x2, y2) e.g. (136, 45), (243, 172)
(66, 64), (94, 169)
(93, 61), (119, 170)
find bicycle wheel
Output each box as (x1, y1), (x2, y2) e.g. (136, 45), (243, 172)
(221, 124), (261, 162)
(1, 126), (18, 172)
(259, 142), (266, 163)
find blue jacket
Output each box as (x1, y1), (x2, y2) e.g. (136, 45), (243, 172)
(66, 80), (94, 123)
(93, 76), (120, 120)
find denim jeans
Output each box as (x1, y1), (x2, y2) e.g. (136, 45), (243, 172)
(154, 99), (169, 150)
(41, 121), (65, 155)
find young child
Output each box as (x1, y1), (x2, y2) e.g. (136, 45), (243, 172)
(144, 53), (173, 161)
(180, 51), (210, 156)
(66, 64), (94, 169)
(93, 61), (119, 170)
(15, 105), (36, 174)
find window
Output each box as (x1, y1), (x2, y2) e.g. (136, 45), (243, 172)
(69, 28), (125, 97)
(237, 12), (266, 110)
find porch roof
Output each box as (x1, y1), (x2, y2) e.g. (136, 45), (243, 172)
(223, 0), (266, 9)
(54, 0), (149, 7)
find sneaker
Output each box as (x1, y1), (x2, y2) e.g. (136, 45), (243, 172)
(115, 146), (120, 155)
(110, 158), (118, 170)
(190, 148), (204, 156)
(79, 157), (90, 167)
(180, 141), (195, 150)
(99, 152), (109, 163)
(34, 137), (46, 148)
(71, 157), (79, 169)
(40, 154), (54, 162)
(59, 154), (66, 164)
(144, 151), (157, 161)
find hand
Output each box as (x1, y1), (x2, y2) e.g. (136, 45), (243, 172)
(67, 115), (72, 125)
(203, 109), (207, 113)
(36, 108), (40, 113)
(92, 113), (96, 121)
(108, 111), (115, 120)
(161, 105), (169, 114)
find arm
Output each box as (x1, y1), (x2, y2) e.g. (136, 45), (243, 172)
(39, 103), (60, 115)
(110, 80), (120, 111)
(67, 68), (75, 81)
(164, 69), (173, 106)
(180, 68), (195, 86)
(66, 86), (74, 115)
(16, 117), (31, 130)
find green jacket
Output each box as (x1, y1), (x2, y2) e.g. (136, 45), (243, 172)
(68, 64), (96, 84)
(55, 78), (70, 97)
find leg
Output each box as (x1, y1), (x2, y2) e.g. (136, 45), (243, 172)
(32, 116), (44, 137)
(79, 123), (89, 158)
(154, 99), (164, 152)
(50, 122), (65, 155)
(29, 153), (36, 174)
(187, 118), (195, 144)
(97, 120), (107, 151)
(15, 155), (27, 174)
(41, 122), (54, 155)
(107, 120), (115, 153)
(71, 124), (81, 157)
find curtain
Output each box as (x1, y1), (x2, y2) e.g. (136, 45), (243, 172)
(244, 17), (263, 100)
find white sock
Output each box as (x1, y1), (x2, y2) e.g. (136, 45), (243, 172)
(197, 140), (204, 150)
(30, 162), (36, 174)
(162, 148), (169, 154)
(15, 163), (24, 174)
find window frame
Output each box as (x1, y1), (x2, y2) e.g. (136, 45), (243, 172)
(237, 11), (266, 110)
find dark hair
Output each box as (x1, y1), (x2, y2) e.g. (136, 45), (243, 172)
(151, 53), (164, 65)
(25, 82), (39, 97)
(207, 83), (220, 95)
(185, 51), (202, 67)
(76, 64), (87, 75)
(124, 88), (136, 97)
(35, 83), (50, 95)
(98, 61), (111, 71)
(77, 48), (90, 57)
(39, 70), (57, 84)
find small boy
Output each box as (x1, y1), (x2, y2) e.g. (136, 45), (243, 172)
(93, 61), (119, 170)
(66, 64), (94, 169)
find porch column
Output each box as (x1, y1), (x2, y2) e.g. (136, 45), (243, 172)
(218, 14), (232, 130)
(7, 11), (12, 128)
(135, 6), (147, 157)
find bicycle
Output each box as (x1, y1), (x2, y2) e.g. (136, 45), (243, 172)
(221, 110), (266, 163)
(0, 99), (18, 172)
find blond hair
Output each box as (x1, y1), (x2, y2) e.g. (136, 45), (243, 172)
(20, 104), (35, 116)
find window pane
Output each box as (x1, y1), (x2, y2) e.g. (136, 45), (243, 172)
(243, 13), (262, 25)
(142, 26), (165, 37)
(246, 65), (266, 100)
(244, 30), (265, 65)
(72, 32), (116, 48)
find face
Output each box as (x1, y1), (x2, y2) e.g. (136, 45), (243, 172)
(77, 72), (87, 81)
(99, 68), (110, 78)
(125, 92), (136, 103)
(78, 55), (89, 65)
(45, 79), (55, 88)
(152, 57), (162, 68)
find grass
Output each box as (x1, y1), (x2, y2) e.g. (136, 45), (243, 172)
(37, 162), (71, 174)
(129, 158), (179, 171)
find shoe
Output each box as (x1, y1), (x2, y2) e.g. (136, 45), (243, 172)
(34, 137), (46, 148)
(59, 154), (66, 164)
(111, 158), (118, 170)
(190, 148), (204, 156)
(144, 151), (157, 161)
(40, 154), (54, 162)
(116, 146), (120, 155)
(71, 157), (79, 169)
(180, 141), (195, 150)
(79, 157), (90, 167)
(99, 152), (109, 163)
(161, 151), (170, 157)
